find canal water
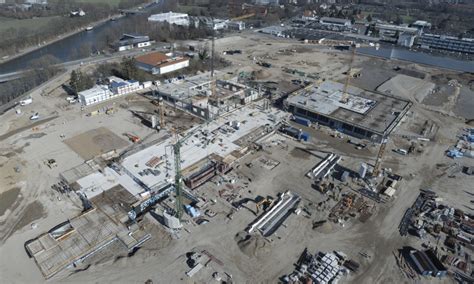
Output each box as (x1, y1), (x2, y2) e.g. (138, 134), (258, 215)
(0, 2), (162, 74)
(357, 46), (474, 73)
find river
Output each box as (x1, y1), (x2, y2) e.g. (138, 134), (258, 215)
(1, 2), (472, 75)
(0, 2), (162, 75)
(357, 46), (474, 73)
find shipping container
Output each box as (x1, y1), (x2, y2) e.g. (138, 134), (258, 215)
(293, 116), (311, 127)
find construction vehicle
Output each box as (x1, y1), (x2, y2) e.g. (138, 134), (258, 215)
(105, 107), (116, 115)
(255, 197), (274, 214)
(340, 45), (357, 104)
(44, 159), (57, 169)
(257, 61), (272, 68)
(124, 133), (140, 143)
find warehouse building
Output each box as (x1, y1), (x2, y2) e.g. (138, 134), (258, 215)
(285, 81), (411, 143)
(135, 52), (189, 75)
(409, 249), (447, 277)
(108, 76), (142, 95)
(320, 17), (352, 28)
(115, 34), (152, 51)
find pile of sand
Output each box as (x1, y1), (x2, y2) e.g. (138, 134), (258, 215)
(314, 222), (333, 234)
(252, 69), (271, 80)
(377, 74), (435, 102)
(235, 231), (270, 257)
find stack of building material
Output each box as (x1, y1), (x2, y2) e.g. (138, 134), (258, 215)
(145, 156), (162, 168)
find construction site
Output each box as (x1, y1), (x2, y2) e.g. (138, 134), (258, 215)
(0, 29), (473, 284)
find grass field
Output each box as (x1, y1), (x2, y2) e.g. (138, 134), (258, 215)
(0, 16), (61, 33)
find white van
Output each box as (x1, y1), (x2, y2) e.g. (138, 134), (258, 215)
(395, 148), (408, 155)
(20, 97), (33, 106)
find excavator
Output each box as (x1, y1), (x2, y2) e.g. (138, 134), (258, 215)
(255, 196), (274, 214)
(123, 133), (140, 143)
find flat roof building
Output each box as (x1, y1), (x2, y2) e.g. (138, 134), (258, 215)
(78, 85), (113, 106)
(135, 52), (189, 75)
(285, 81), (411, 142)
(148, 12), (189, 26)
(78, 77), (144, 106)
(259, 25), (288, 37)
(320, 17), (352, 28)
(418, 33), (474, 54)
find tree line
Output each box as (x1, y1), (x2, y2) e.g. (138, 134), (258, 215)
(0, 55), (62, 105)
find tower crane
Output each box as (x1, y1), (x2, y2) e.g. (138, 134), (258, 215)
(340, 44), (357, 104)
(171, 127), (202, 220)
(372, 136), (388, 177)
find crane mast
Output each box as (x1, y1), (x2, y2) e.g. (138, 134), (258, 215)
(340, 45), (357, 104)
(372, 137), (387, 177)
(173, 141), (184, 220)
(171, 127), (201, 220)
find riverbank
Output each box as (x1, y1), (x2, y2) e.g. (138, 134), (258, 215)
(0, 15), (124, 66)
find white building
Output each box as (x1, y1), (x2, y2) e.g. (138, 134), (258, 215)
(78, 77), (144, 106)
(259, 26), (288, 37)
(135, 52), (189, 75)
(226, 21), (246, 31)
(115, 34), (152, 52)
(25, 0), (48, 4)
(108, 76), (143, 96)
(78, 85), (113, 106)
(320, 17), (352, 28)
(254, 0), (280, 5)
(148, 12), (189, 26)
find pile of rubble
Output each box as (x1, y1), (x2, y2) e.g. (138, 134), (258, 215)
(446, 128), (474, 159)
(398, 189), (473, 281)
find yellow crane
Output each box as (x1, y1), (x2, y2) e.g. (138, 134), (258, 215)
(231, 13), (255, 21)
(340, 45), (357, 104)
(372, 136), (388, 177)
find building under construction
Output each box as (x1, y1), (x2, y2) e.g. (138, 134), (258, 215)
(156, 72), (260, 120)
(25, 186), (151, 279)
(285, 81), (411, 142)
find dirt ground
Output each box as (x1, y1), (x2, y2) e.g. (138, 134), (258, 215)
(0, 31), (473, 284)
(64, 127), (129, 161)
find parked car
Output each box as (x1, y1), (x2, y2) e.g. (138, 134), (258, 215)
(30, 112), (40, 120)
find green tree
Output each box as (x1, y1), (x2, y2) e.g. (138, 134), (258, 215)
(120, 57), (139, 80)
(70, 70), (93, 93)
(395, 15), (403, 25)
(198, 46), (209, 61)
